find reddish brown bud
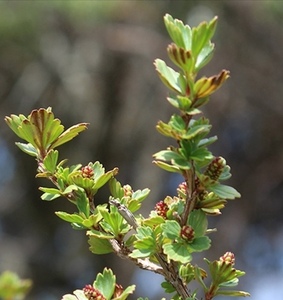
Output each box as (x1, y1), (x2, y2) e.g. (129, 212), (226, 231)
(81, 166), (94, 178)
(180, 225), (195, 242)
(155, 200), (169, 218)
(83, 284), (106, 300)
(220, 251), (235, 265)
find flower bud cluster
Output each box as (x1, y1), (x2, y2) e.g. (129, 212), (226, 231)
(81, 165), (94, 178)
(83, 284), (106, 300)
(205, 157), (226, 181)
(155, 200), (169, 218)
(219, 251), (235, 265)
(180, 225), (195, 242)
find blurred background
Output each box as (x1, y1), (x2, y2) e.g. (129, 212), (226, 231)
(0, 1), (283, 299)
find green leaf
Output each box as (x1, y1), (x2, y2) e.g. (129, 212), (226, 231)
(129, 248), (153, 259)
(100, 210), (130, 237)
(88, 235), (113, 254)
(109, 178), (124, 199)
(75, 189), (90, 217)
(15, 142), (37, 157)
(154, 59), (184, 94)
(195, 43), (215, 71)
(50, 122), (88, 149)
(161, 220), (181, 240)
(163, 243), (192, 264)
(153, 160), (182, 173)
(39, 187), (62, 201)
(208, 184), (241, 199)
(187, 236), (211, 252)
(55, 212), (84, 224)
(43, 149), (59, 173)
(188, 210), (208, 237)
(153, 149), (184, 162)
(191, 17), (217, 58)
(62, 290), (88, 300)
(132, 188), (150, 202)
(216, 290), (250, 297)
(93, 268), (116, 300)
(164, 14), (192, 50)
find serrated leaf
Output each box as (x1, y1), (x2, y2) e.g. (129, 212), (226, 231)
(164, 14), (192, 50)
(43, 149), (59, 173)
(94, 268), (116, 300)
(75, 189), (90, 217)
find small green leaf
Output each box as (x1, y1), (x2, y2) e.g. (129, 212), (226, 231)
(43, 149), (59, 173)
(93, 268), (116, 300)
(216, 290), (250, 297)
(75, 189), (90, 217)
(39, 187), (62, 201)
(55, 212), (84, 224)
(50, 123), (88, 149)
(153, 160), (182, 173)
(164, 14), (192, 50)
(132, 188), (150, 202)
(109, 178), (124, 199)
(154, 59), (184, 94)
(15, 142), (37, 157)
(88, 235), (113, 254)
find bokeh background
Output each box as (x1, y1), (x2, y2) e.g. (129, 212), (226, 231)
(0, 1), (283, 299)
